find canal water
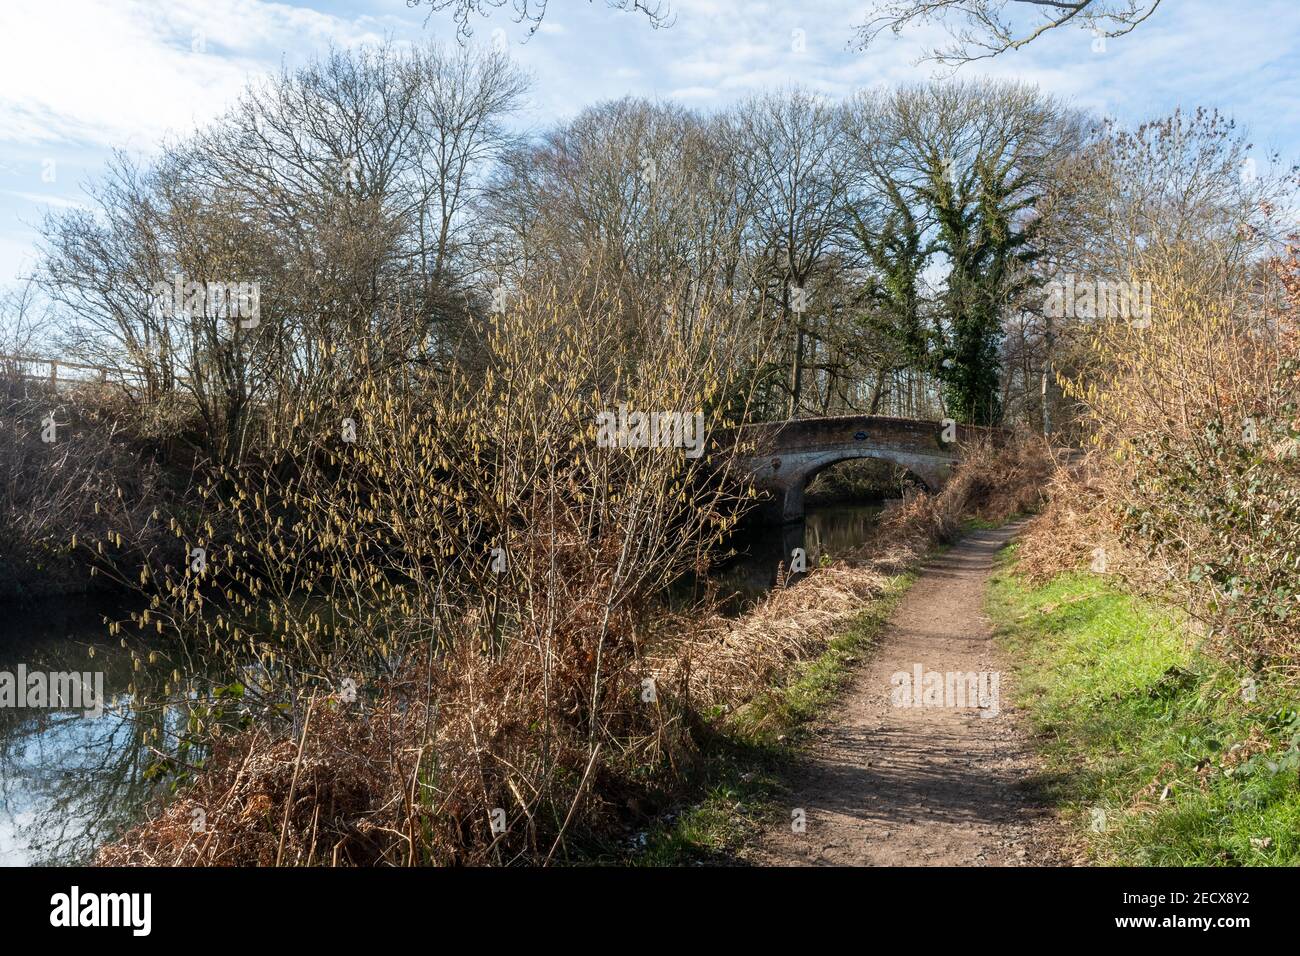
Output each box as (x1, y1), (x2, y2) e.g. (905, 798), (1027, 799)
(0, 499), (891, 865)
(669, 501), (888, 613)
(0, 596), (159, 865)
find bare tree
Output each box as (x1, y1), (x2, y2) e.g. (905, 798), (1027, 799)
(0, 278), (55, 369)
(1033, 107), (1297, 438)
(855, 0), (1163, 64)
(406, 44), (530, 297)
(477, 97), (759, 334)
(40, 41), (528, 463)
(733, 91), (855, 419)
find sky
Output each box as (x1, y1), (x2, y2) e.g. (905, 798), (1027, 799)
(1, 0), (1298, 291)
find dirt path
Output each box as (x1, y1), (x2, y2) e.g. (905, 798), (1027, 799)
(756, 523), (1064, 866)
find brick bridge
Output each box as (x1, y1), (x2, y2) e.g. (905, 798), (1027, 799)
(731, 415), (996, 523)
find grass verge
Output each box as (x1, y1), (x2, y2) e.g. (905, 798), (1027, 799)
(989, 545), (1300, 866)
(633, 570), (916, 865)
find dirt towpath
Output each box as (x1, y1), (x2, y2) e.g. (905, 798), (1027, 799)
(757, 523), (1063, 866)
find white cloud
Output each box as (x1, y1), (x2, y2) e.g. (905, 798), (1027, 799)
(0, 0), (424, 284)
(5, 191), (91, 211)
(0, 0), (1297, 286)
(0, 0), (398, 149)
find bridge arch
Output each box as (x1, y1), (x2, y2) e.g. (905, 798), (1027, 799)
(779, 450), (944, 522)
(731, 416), (989, 523)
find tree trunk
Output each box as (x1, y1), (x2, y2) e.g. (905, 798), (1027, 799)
(786, 323), (804, 418)
(1042, 313), (1055, 438)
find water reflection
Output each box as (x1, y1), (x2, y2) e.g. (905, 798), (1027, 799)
(671, 500), (890, 615)
(0, 598), (171, 865)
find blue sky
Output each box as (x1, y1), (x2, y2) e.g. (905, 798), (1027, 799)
(1, 0), (1299, 288)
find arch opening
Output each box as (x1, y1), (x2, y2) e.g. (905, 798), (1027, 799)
(803, 455), (929, 508)
(773, 451), (945, 524)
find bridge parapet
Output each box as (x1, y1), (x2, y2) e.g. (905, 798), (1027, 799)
(725, 415), (1002, 523)
(733, 415), (994, 457)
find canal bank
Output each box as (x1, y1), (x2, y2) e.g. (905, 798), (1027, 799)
(1, 499), (898, 865)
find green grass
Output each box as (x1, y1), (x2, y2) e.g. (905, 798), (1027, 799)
(989, 545), (1300, 866)
(960, 515), (1007, 532)
(635, 571), (916, 865)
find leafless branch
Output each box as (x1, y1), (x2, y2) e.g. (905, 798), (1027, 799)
(853, 0), (1163, 65)
(407, 0), (674, 42)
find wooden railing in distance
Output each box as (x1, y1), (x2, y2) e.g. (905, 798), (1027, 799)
(0, 353), (110, 386)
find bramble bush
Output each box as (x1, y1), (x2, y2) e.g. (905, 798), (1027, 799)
(1052, 248), (1300, 664)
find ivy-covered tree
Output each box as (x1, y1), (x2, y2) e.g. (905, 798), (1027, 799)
(848, 80), (1081, 425)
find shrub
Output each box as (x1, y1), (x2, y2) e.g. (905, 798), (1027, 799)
(101, 268), (766, 865)
(1057, 247), (1300, 663)
(0, 376), (168, 599)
